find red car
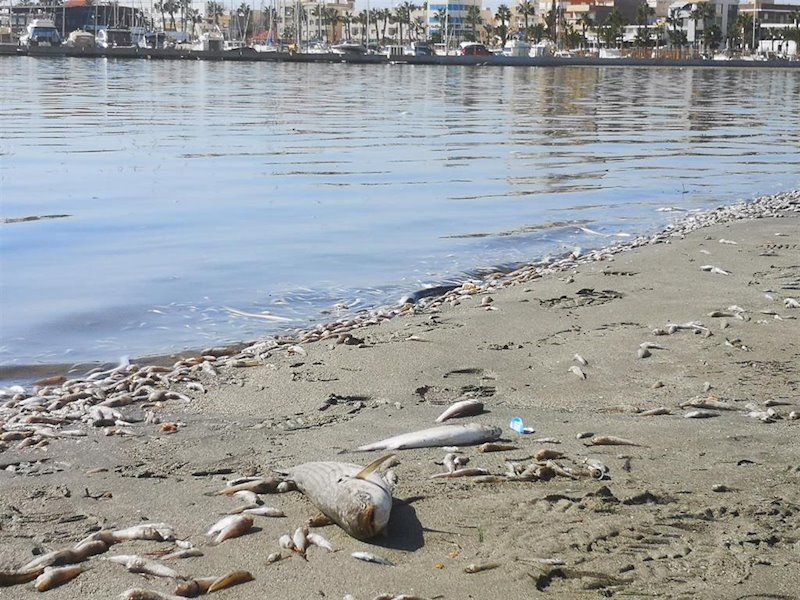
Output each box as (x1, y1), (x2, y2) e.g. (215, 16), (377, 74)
(459, 43), (493, 56)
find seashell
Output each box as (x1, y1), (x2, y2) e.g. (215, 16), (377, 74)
(34, 565), (83, 591)
(206, 570), (254, 593)
(266, 552), (283, 564)
(174, 577), (217, 597)
(383, 469), (398, 486)
(785, 298), (800, 309)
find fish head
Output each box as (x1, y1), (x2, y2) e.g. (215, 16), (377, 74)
(336, 478), (392, 540)
(484, 425), (503, 440)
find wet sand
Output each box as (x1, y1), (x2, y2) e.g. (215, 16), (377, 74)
(1, 191), (799, 599)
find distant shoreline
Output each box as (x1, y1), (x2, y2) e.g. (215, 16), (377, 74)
(3, 43), (800, 68)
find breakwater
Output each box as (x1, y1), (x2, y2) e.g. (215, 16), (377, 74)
(2, 43), (799, 68)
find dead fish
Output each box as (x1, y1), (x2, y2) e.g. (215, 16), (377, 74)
(174, 577), (217, 597)
(477, 442), (519, 453)
(434, 399), (484, 423)
(351, 551), (395, 566)
(161, 548), (203, 560)
(534, 449), (563, 461)
(232, 490), (262, 505)
(206, 515), (253, 545)
(278, 534), (295, 551)
(21, 548), (83, 572)
(211, 478), (279, 496)
(111, 523), (175, 543)
(568, 365), (587, 379)
(355, 423), (502, 452)
(306, 532), (335, 552)
(590, 435), (643, 447)
(784, 298), (799, 309)
(106, 555), (180, 579)
(638, 407), (671, 416)
(292, 527), (309, 555)
(573, 353), (588, 366)
(430, 468), (489, 479)
(0, 568), (43, 586)
(684, 409), (719, 419)
(700, 265), (730, 275)
(34, 565), (83, 591)
(637, 347), (651, 359)
(583, 458), (609, 480)
(680, 397), (735, 411)
(464, 562), (500, 574)
(118, 589), (187, 600)
(281, 455), (394, 540)
(207, 570), (254, 593)
(240, 506), (285, 518)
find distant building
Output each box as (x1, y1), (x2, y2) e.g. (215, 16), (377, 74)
(427, 0), (483, 39)
(667, 0), (739, 46)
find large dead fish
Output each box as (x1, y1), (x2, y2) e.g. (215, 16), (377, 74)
(281, 455), (394, 540)
(355, 423), (501, 452)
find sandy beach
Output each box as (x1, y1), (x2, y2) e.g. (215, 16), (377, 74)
(2, 191), (799, 600)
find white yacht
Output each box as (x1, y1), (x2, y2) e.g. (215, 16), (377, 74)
(95, 28), (133, 48)
(19, 18), (61, 47)
(65, 29), (94, 48)
(502, 38), (530, 57)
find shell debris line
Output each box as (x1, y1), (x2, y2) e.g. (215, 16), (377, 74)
(1, 190), (799, 598)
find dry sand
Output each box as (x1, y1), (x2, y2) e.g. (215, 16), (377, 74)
(2, 193), (800, 599)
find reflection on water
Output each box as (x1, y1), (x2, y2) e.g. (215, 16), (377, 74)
(1, 58), (799, 369)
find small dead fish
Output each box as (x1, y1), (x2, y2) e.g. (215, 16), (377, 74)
(590, 435), (643, 447)
(278, 534), (295, 551)
(355, 424), (501, 452)
(700, 265), (730, 275)
(680, 397), (735, 411)
(573, 353), (588, 366)
(568, 365), (587, 379)
(292, 527), (308, 555)
(206, 570), (254, 593)
(174, 576), (217, 597)
(638, 407), (671, 416)
(718, 238), (737, 245)
(111, 523), (175, 543)
(430, 468), (489, 479)
(464, 562), (500, 574)
(22, 548), (83, 571)
(34, 565), (83, 591)
(212, 478), (279, 496)
(106, 555), (180, 579)
(161, 548), (203, 560)
(434, 399), (484, 423)
(232, 490), (261, 505)
(477, 442), (519, 453)
(684, 409), (719, 419)
(240, 506), (285, 518)
(306, 532), (334, 552)
(639, 342), (667, 350)
(118, 589), (187, 600)
(534, 449), (563, 461)
(351, 551), (395, 566)
(0, 568), (43, 586)
(207, 515), (253, 545)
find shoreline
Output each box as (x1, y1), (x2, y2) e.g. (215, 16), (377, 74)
(1, 190), (797, 388)
(2, 44), (800, 68)
(1, 190), (799, 599)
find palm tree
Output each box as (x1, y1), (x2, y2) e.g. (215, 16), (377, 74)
(530, 22), (545, 42)
(495, 4), (512, 45)
(206, 1), (224, 26)
(690, 1), (715, 51)
(393, 5), (408, 44)
(600, 9), (625, 47)
(579, 13), (592, 49)
(178, 0), (190, 32)
(517, 0), (535, 38)
(634, 0), (654, 47)
(400, 2), (417, 43)
(434, 7), (447, 41)
(465, 5), (482, 41)
(342, 12), (352, 40)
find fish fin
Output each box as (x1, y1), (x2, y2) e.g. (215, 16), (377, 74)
(355, 454), (395, 480)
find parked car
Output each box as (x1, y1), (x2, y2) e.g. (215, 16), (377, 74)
(458, 42), (492, 56)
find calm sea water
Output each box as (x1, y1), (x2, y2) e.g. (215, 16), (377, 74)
(1, 58), (799, 372)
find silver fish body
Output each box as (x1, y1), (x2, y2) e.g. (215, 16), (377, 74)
(355, 423), (501, 452)
(434, 399), (484, 423)
(286, 461), (393, 540)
